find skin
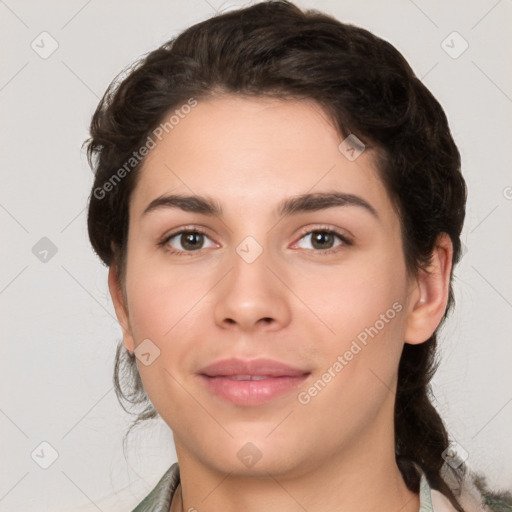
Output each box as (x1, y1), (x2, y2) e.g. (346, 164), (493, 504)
(108, 95), (453, 512)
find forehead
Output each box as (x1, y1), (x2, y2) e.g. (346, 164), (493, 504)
(130, 95), (395, 223)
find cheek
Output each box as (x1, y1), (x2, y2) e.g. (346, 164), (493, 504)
(123, 266), (206, 419)
(125, 257), (204, 342)
(301, 246), (408, 346)
(295, 245), (409, 408)
(122, 255), (206, 391)
(294, 267), (407, 433)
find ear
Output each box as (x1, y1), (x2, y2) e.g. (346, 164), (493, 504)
(404, 233), (453, 345)
(108, 265), (135, 353)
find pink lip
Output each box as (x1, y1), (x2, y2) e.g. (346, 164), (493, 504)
(198, 358), (310, 406)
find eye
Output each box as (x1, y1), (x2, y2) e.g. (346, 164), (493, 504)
(158, 226), (352, 256)
(159, 228), (216, 255)
(294, 227), (351, 255)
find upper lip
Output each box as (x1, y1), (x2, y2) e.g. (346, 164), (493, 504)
(199, 358), (310, 378)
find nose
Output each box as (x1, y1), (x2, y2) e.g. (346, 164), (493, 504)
(213, 245), (292, 332)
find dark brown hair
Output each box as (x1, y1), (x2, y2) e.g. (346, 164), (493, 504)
(86, 1), (468, 509)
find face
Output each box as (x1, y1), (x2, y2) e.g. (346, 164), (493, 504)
(110, 95), (442, 478)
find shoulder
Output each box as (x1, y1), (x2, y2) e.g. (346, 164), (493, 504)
(471, 474), (512, 512)
(438, 465), (511, 512)
(130, 463), (180, 512)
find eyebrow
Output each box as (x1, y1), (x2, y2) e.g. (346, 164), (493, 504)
(141, 191), (378, 219)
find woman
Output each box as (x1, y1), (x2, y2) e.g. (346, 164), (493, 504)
(85, 1), (505, 510)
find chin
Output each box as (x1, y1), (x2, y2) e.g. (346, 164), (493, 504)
(194, 434), (310, 478)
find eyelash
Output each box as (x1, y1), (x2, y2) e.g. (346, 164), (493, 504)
(158, 225), (352, 257)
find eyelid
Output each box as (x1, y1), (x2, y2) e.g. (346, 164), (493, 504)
(160, 224), (211, 240)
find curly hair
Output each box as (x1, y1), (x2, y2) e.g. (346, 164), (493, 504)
(86, 1), (468, 509)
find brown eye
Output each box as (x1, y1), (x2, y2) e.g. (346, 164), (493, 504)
(309, 231), (337, 250)
(161, 229), (216, 255)
(178, 231), (205, 251)
(295, 228), (351, 255)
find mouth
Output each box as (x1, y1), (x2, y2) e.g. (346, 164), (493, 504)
(198, 358), (310, 406)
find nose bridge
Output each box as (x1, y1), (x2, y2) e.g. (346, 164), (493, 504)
(213, 232), (291, 330)
(228, 233), (275, 301)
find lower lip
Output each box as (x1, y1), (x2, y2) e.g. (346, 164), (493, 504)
(199, 374), (309, 406)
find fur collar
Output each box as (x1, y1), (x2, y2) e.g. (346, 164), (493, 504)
(433, 464), (495, 511)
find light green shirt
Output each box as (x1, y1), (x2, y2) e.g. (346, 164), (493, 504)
(131, 463), (441, 512)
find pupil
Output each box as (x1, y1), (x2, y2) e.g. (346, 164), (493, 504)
(313, 231), (333, 249)
(183, 232), (202, 250)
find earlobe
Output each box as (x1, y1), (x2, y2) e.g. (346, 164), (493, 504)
(108, 265), (135, 353)
(404, 234), (453, 345)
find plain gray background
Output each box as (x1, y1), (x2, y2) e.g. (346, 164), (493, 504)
(1, 0), (511, 510)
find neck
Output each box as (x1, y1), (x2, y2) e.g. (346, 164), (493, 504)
(171, 425), (419, 512)
(171, 387), (419, 512)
